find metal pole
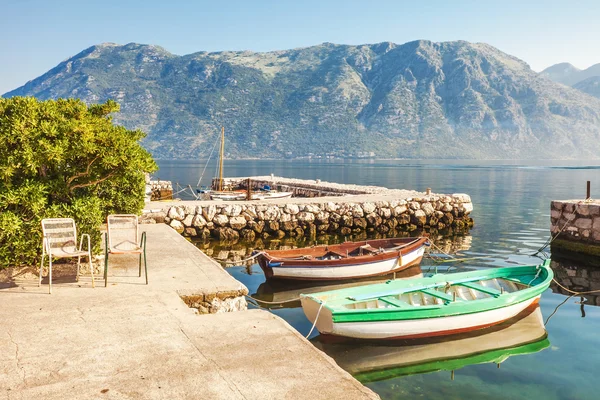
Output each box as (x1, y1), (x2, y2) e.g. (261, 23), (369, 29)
(587, 181), (591, 199)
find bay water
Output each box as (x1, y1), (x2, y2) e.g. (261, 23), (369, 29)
(155, 159), (600, 400)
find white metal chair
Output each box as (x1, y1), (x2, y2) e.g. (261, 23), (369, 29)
(104, 214), (147, 287)
(40, 218), (94, 294)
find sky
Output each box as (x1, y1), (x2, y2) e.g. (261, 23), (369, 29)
(1, 0), (599, 94)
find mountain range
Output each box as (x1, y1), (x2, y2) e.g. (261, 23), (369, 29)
(540, 62), (600, 87)
(4, 41), (600, 159)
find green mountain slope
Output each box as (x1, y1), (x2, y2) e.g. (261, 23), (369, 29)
(5, 41), (600, 159)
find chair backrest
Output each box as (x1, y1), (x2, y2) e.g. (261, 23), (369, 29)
(41, 218), (78, 255)
(107, 214), (139, 251)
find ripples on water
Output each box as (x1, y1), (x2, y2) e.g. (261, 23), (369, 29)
(156, 159), (600, 400)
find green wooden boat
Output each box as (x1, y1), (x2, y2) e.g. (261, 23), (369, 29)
(312, 305), (549, 382)
(300, 259), (552, 339)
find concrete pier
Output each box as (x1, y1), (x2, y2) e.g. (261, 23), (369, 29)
(144, 176), (474, 241)
(0, 224), (378, 399)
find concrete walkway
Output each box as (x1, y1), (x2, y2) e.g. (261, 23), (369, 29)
(0, 224), (377, 400)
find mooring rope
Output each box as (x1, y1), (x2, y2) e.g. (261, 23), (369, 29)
(533, 199), (592, 256)
(222, 251), (265, 265)
(306, 301), (325, 338)
(244, 294), (302, 306)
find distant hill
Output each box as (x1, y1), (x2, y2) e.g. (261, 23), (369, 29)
(5, 41), (600, 159)
(541, 62), (600, 86)
(574, 76), (600, 98)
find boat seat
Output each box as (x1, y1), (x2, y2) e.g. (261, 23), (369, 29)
(421, 288), (460, 303)
(359, 244), (380, 255)
(460, 282), (502, 297)
(379, 296), (410, 308)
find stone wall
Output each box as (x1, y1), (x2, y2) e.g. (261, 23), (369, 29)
(142, 194), (474, 241)
(148, 180), (173, 201)
(550, 201), (600, 254)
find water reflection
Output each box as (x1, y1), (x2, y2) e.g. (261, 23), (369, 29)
(251, 265), (423, 309)
(312, 305), (548, 383)
(550, 254), (600, 308)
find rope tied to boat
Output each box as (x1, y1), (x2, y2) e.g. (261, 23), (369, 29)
(222, 251), (265, 265)
(306, 300), (325, 339)
(533, 200), (589, 256)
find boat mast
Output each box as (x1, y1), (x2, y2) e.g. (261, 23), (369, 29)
(218, 126), (224, 191)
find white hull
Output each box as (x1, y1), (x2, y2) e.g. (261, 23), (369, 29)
(301, 295), (541, 339)
(270, 247), (424, 280)
(251, 191), (293, 200)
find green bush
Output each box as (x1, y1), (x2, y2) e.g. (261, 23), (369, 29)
(0, 97), (157, 268)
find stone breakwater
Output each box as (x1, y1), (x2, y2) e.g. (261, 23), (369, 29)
(142, 194), (474, 241)
(551, 200), (600, 255)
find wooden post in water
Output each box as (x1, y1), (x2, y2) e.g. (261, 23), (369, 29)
(587, 181), (591, 199)
(247, 178), (251, 201)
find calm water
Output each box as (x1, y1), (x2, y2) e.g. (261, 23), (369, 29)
(155, 159), (600, 400)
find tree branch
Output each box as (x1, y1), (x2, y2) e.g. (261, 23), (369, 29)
(66, 156), (99, 187)
(69, 171), (116, 193)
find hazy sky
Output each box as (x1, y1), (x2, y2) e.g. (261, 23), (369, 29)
(2, 0), (599, 94)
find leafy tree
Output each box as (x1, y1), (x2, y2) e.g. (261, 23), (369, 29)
(0, 97), (157, 268)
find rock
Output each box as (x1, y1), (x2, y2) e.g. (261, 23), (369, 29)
(243, 206), (258, 220)
(330, 212), (342, 223)
(184, 205), (196, 215)
(168, 206), (185, 221)
(340, 227), (352, 235)
(266, 221), (280, 232)
(443, 212), (454, 225)
(203, 205), (217, 222)
(274, 230), (286, 239)
(297, 212), (315, 222)
(393, 205), (407, 216)
(452, 193), (471, 203)
(169, 219), (184, 233)
(341, 215), (354, 227)
(240, 229), (256, 241)
(362, 202), (376, 214)
(281, 220), (298, 231)
(304, 204), (320, 213)
(182, 214), (194, 227)
(575, 218), (592, 230)
(325, 202), (338, 212)
(229, 216), (247, 230)
(316, 211), (330, 223)
(192, 215), (207, 228)
(223, 204), (243, 217)
(397, 214), (411, 225)
(409, 202), (421, 210)
(421, 202), (435, 216)
(386, 218), (398, 229)
(213, 214), (229, 227)
(184, 227), (197, 236)
(462, 202), (474, 214)
(442, 204), (453, 212)
(248, 220), (265, 233)
(353, 217), (367, 229)
(412, 210), (427, 226)
(279, 213), (292, 222)
(366, 212), (383, 227)
(350, 203), (364, 217)
(378, 208), (392, 218)
(283, 204), (300, 215)
(262, 206), (280, 221)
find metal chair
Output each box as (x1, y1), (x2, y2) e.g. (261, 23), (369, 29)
(104, 214), (147, 287)
(40, 218), (94, 294)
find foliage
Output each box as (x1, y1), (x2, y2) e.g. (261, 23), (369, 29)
(0, 97), (157, 268)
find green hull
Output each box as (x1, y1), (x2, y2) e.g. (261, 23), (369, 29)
(301, 260), (553, 324)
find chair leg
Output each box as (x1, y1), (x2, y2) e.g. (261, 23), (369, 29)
(76, 256), (81, 282)
(144, 248), (148, 285)
(104, 252), (109, 287)
(39, 254), (45, 287)
(89, 253), (95, 289)
(48, 257), (53, 294)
